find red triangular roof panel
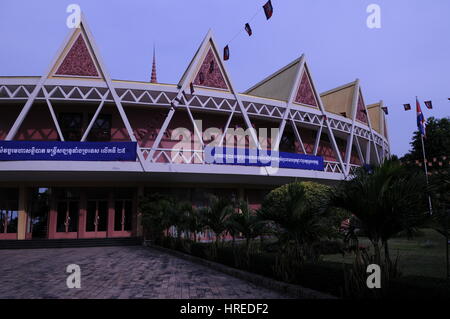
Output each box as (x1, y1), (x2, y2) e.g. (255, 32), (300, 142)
(294, 71), (318, 107)
(193, 48), (228, 90)
(356, 93), (368, 124)
(55, 34), (100, 77)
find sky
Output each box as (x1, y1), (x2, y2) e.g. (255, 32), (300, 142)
(0, 0), (449, 156)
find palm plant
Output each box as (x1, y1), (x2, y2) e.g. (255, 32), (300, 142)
(228, 201), (265, 258)
(428, 168), (450, 238)
(139, 193), (174, 243)
(330, 159), (428, 266)
(199, 195), (234, 246)
(180, 203), (203, 242)
(260, 182), (332, 254)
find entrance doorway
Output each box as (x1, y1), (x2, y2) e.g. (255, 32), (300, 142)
(53, 188), (80, 239)
(86, 200), (108, 235)
(0, 188), (19, 240)
(85, 189), (109, 238)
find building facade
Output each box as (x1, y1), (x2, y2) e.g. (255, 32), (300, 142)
(0, 16), (389, 240)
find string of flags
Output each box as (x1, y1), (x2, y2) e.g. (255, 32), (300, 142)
(403, 155), (450, 170)
(223, 0), (274, 61)
(404, 99), (434, 111)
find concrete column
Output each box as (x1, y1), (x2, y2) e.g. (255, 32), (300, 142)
(107, 190), (114, 238)
(136, 186), (144, 237)
(78, 190), (86, 239)
(47, 192), (57, 239)
(17, 186), (27, 240)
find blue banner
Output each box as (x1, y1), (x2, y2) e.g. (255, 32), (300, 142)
(204, 146), (324, 171)
(0, 141), (137, 161)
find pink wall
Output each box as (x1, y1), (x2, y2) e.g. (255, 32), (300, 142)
(0, 103), (361, 165)
(15, 104), (59, 141)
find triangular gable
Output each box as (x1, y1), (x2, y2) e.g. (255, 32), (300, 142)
(179, 34), (232, 92)
(192, 47), (229, 90)
(367, 103), (382, 134)
(293, 67), (318, 108)
(320, 81), (356, 117)
(244, 58), (300, 101)
(50, 25), (102, 79)
(355, 89), (368, 124)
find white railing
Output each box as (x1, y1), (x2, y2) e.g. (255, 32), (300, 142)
(140, 147), (354, 175)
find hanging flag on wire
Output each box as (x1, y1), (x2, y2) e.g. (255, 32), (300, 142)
(403, 103), (411, 111)
(245, 23), (253, 36)
(416, 98), (426, 137)
(424, 100), (433, 109)
(190, 82), (195, 95)
(263, 0), (273, 20)
(223, 45), (230, 61)
(382, 106), (388, 115)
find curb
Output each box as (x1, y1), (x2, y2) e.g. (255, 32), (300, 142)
(145, 243), (338, 299)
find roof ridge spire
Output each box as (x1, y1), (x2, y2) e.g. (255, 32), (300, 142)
(150, 44), (157, 83)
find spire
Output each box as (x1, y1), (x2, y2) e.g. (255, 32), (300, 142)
(150, 45), (157, 83)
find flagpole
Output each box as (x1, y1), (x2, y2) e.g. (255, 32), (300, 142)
(417, 97), (433, 215)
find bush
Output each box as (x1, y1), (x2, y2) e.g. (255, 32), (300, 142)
(313, 240), (345, 255)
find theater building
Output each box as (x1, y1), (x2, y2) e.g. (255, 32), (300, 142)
(0, 16), (389, 241)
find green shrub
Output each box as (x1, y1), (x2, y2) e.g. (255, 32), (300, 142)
(313, 240), (345, 255)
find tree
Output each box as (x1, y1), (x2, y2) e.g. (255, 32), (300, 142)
(428, 168), (450, 237)
(330, 159), (428, 265)
(402, 117), (450, 171)
(199, 195), (234, 246)
(138, 193), (174, 243)
(181, 204), (203, 242)
(228, 201), (265, 258)
(260, 182), (333, 262)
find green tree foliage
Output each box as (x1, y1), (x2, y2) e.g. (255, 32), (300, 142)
(138, 193), (175, 243)
(428, 168), (450, 237)
(330, 159), (428, 265)
(260, 182), (334, 264)
(199, 195), (234, 246)
(402, 117), (450, 170)
(228, 201), (265, 257)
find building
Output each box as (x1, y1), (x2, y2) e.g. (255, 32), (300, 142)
(0, 15), (389, 241)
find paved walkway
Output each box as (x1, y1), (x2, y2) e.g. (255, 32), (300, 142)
(0, 246), (291, 299)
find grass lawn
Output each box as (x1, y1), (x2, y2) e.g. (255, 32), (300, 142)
(323, 228), (449, 279)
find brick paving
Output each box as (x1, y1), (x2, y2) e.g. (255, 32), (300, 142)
(0, 246), (291, 299)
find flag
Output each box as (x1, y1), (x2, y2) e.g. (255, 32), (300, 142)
(424, 100), (432, 109)
(263, 0), (273, 20)
(416, 98), (426, 137)
(245, 23), (252, 36)
(190, 82), (195, 95)
(382, 106), (388, 115)
(403, 103), (411, 111)
(223, 45), (230, 61)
